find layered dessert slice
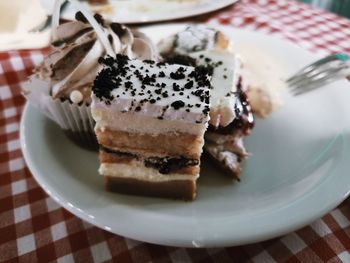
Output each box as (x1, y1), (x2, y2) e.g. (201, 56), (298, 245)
(159, 26), (254, 180)
(91, 54), (211, 200)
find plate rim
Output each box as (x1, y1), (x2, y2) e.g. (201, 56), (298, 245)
(20, 25), (350, 247)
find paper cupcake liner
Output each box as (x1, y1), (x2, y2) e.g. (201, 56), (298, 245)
(23, 76), (98, 151)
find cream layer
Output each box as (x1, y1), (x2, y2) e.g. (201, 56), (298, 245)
(99, 163), (199, 182)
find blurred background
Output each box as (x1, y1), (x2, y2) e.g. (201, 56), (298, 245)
(0, 0), (349, 52)
(299, 0), (350, 18)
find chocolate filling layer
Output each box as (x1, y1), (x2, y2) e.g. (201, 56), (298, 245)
(100, 146), (199, 174)
(144, 156), (199, 174)
(101, 146), (137, 158)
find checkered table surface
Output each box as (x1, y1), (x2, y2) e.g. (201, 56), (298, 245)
(1, 0), (350, 262)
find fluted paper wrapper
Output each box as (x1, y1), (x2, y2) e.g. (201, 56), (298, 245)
(22, 76), (98, 151)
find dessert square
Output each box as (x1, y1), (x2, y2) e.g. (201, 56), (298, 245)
(190, 50), (254, 179)
(91, 54), (211, 200)
(158, 26), (255, 179)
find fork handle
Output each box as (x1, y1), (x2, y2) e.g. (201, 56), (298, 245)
(335, 53), (350, 62)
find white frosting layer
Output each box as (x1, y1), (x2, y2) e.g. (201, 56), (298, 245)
(100, 163), (199, 182)
(190, 50), (242, 127)
(92, 57), (211, 125)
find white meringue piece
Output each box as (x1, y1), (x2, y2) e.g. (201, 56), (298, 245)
(70, 90), (83, 104)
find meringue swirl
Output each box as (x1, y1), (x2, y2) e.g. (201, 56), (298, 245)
(35, 12), (159, 104)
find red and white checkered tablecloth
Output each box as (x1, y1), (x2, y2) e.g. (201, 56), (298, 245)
(1, 0), (350, 262)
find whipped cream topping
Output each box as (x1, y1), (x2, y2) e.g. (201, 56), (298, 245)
(92, 55), (211, 125)
(190, 50), (242, 127)
(35, 12), (159, 104)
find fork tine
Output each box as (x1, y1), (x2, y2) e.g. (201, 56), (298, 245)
(287, 53), (350, 96)
(286, 54), (341, 83)
(292, 76), (340, 95)
(293, 84), (323, 96)
(291, 71), (341, 92)
(287, 63), (330, 85)
(289, 65), (348, 87)
(288, 62), (348, 86)
(290, 67), (348, 95)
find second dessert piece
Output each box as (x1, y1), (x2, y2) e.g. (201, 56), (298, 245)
(91, 55), (211, 200)
(158, 26), (254, 180)
(192, 50), (254, 180)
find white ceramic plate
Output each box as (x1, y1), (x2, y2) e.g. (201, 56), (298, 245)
(40, 0), (238, 24)
(21, 24), (350, 248)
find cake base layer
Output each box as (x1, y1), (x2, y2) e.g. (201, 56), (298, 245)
(105, 176), (196, 200)
(96, 128), (203, 159)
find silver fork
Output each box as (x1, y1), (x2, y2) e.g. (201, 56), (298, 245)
(287, 53), (350, 95)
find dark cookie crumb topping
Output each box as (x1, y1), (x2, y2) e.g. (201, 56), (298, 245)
(93, 54), (211, 120)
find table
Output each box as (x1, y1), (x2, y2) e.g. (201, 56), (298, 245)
(1, 0), (350, 262)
